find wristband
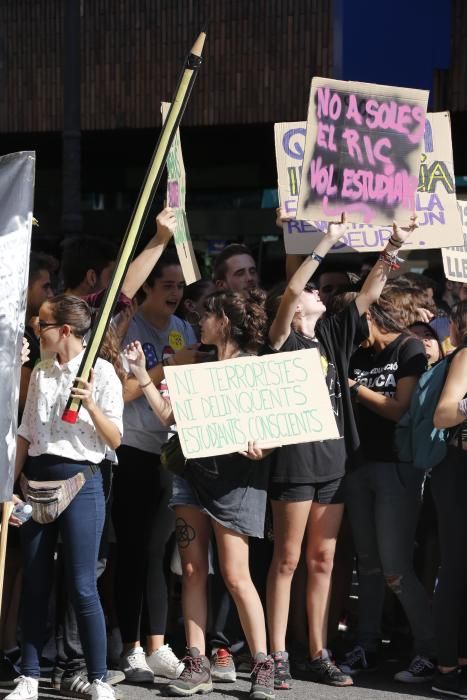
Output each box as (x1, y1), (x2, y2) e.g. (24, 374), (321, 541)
(309, 251), (324, 264)
(139, 379), (152, 389)
(388, 236), (403, 249)
(350, 382), (362, 399)
(379, 250), (403, 271)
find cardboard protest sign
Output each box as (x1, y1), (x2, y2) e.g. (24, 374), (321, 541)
(275, 112), (463, 254)
(442, 201), (467, 282)
(165, 349), (339, 459)
(161, 102), (201, 285)
(296, 78), (429, 226)
(0, 152), (35, 502)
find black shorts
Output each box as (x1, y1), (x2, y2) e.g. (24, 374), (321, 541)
(270, 476), (345, 504)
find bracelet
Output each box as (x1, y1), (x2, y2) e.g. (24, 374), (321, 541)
(350, 382), (362, 399)
(459, 398), (467, 419)
(309, 251), (324, 264)
(388, 235), (403, 249)
(379, 250), (404, 271)
(139, 379), (152, 389)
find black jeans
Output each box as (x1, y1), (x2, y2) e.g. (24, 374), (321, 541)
(112, 445), (174, 643)
(431, 446), (467, 666)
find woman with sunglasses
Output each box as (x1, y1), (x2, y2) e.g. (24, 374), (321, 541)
(7, 295), (124, 700)
(265, 213), (417, 690)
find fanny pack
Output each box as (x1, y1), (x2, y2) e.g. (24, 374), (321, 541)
(20, 464), (100, 524)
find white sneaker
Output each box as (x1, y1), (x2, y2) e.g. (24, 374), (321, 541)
(5, 677), (38, 700)
(91, 679), (117, 700)
(120, 647), (154, 683)
(146, 644), (184, 679)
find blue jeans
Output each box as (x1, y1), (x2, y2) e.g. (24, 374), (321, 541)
(346, 460), (435, 656)
(20, 456), (106, 681)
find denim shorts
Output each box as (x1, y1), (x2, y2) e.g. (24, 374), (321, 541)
(169, 474), (206, 512)
(270, 476), (346, 504)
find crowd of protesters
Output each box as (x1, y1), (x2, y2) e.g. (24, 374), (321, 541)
(1, 205), (467, 700)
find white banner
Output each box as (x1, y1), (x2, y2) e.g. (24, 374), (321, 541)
(0, 152), (35, 502)
(442, 201), (467, 282)
(165, 349), (339, 459)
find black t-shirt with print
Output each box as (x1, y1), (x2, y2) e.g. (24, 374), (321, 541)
(271, 301), (368, 483)
(350, 334), (427, 462)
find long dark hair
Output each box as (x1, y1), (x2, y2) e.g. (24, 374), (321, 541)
(450, 301), (467, 346)
(203, 288), (267, 354)
(368, 292), (407, 334)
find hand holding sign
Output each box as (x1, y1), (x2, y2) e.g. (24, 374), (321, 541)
(155, 207), (177, 246)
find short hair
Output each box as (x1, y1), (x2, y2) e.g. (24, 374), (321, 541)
(213, 244), (255, 283)
(144, 249), (182, 288)
(28, 252), (54, 286)
(61, 236), (118, 290)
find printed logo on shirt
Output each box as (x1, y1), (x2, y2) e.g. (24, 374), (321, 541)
(353, 364), (398, 396)
(168, 330), (185, 351)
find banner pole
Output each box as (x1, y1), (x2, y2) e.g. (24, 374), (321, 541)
(62, 31), (206, 423)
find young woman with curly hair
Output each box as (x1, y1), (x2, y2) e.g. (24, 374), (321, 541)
(124, 288), (275, 700)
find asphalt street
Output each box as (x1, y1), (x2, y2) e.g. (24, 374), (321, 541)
(0, 663), (444, 700)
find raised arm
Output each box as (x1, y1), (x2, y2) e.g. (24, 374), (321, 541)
(121, 207), (176, 299)
(355, 216), (418, 316)
(123, 341), (175, 426)
(434, 348), (467, 429)
(269, 214), (349, 349)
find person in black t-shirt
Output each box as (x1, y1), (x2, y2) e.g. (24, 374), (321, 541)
(341, 294), (435, 682)
(266, 212), (418, 689)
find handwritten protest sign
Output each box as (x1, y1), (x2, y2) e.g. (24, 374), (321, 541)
(161, 102), (200, 285)
(275, 113), (463, 254)
(0, 152), (35, 501)
(164, 349), (339, 459)
(296, 78), (429, 226)
(442, 201), (467, 282)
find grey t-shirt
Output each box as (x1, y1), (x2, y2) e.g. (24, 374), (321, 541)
(122, 312), (196, 454)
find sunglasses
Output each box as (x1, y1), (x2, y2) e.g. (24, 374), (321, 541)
(38, 321), (62, 331)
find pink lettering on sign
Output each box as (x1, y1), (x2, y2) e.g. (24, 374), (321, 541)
(316, 88), (342, 121)
(317, 122), (337, 151)
(345, 94), (363, 125)
(310, 157), (338, 196)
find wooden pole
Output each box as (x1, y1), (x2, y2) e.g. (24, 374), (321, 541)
(62, 31), (206, 424)
(0, 502), (14, 616)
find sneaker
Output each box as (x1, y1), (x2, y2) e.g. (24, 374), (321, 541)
(5, 676), (38, 700)
(394, 655), (435, 683)
(120, 647), (154, 683)
(146, 645), (184, 680)
(90, 679), (117, 700)
(210, 648), (236, 683)
(249, 653), (275, 700)
(56, 671), (125, 698)
(433, 668), (467, 698)
(339, 646), (379, 676)
(167, 647), (212, 696)
(306, 650), (353, 687)
(0, 654), (20, 688)
(272, 651), (292, 690)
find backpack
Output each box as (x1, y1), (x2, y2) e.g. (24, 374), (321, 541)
(394, 356), (451, 470)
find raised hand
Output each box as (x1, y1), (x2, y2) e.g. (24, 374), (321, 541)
(392, 214), (418, 245)
(155, 207), (177, 245)
(326, 212), (349, 243)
